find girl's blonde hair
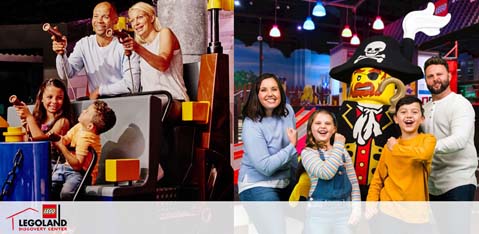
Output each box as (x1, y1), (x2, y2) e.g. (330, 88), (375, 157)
(128, 1), (162, 44)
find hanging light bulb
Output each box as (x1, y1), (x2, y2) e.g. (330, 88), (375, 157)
(303, 2), (315, 30)
(372, 0), (384, 30)
(303, 16), (315, 30)
(341, 25), (352, 38)
(341, 9), (352, 38)
(372, 16), (384, 30)
(312, 1), (326, 17)
(350, 9), (360, 45)
(269, 0), (281, 37)
(350, 34), (360, 45)
(269, 25), (281, 37)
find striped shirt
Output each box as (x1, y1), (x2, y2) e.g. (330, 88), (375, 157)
(301, 142), (361, 201)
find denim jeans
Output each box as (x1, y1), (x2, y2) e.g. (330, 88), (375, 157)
(239, 186), (291, 201)
(429, 184), (476, 201)
(239, 186), (292, 234)
(429, 184), (476, 234)
(305, 202), (353, 234)
(51, 164), (83, 200)
(369, 211), (432, 234)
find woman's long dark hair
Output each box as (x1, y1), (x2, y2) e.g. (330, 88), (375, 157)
(241, 73), (288, 122)
(33, 78), (73, 127)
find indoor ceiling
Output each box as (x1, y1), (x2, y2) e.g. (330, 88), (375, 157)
(0, 0), (139, 25)
(234, 0), (478, 57)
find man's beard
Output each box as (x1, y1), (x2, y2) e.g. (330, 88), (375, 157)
(427, 79), (449, 95)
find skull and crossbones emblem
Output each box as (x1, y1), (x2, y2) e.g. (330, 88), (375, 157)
(354, 41), (387, 64)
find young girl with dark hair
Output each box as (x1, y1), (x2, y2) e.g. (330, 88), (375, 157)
(14, 78), (73, 163)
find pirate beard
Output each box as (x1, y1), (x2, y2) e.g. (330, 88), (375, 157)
(350, 81), (377, 98)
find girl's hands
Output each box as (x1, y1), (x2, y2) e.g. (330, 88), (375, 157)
(334, 133), (346, 145)
(286, 128), (297, 146)
(14, 102), (32, 120)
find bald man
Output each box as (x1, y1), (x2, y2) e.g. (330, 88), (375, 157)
(52, 1), (140, 99)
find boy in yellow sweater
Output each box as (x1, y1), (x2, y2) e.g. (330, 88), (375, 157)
(367, 95), (436, 202)
(365, 96), (436, 232)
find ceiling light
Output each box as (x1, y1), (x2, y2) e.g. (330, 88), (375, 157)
(341, 9), (352, 38)
(303, 16), (315, 30)
(350, 34), (360, 45)
(372, 0), (384, 30)
(303, 2), (315, 30)
(312, 1), (326, 17)
(269, 25), (281, 37)
(372, 16), (384, 30)
(269, 0), (281, 37)
(350, 10), (359, 45)
(341, 25), (352, 38)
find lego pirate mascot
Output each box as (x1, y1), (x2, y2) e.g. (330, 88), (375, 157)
(329, 3), (451, 200)
(288, 2), (450, 202)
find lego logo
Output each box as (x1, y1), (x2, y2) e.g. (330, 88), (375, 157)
(43, 208), (56, 214)
(42, 204), (58, 219)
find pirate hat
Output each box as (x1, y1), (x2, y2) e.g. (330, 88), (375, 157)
(330, 36), (423, 84)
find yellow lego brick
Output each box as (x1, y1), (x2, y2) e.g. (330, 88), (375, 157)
(3, 126), (25, 142)
(182, 101), (210, 123)
(105, 159), (140, 182)
(207, 0), (234, 11)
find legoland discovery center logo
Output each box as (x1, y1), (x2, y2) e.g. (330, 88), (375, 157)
(6, 204), (68, 232)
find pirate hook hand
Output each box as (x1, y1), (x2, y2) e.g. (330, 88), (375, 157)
(402, 2), (451, 40)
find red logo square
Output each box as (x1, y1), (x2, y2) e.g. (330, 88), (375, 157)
(42, 204), (57, 219)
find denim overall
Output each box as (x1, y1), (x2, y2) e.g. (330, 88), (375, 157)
(310, 150), (352, 201)
(304, 150), (354, 234)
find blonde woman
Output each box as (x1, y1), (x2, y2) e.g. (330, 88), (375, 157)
(121, 1), (189, 100)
